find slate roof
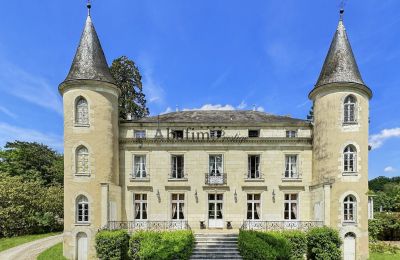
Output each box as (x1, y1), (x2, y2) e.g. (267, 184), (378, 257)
(315, 18), (365, 88)
(131, 110), (309, 125)
(63, 15), (115, 84)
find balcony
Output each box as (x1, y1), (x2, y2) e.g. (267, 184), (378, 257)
(241, 220), (323, 231)
(105, 221), (190, 232)
(205, 173), (227, 185)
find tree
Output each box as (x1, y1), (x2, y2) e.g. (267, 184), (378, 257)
(0, 141), (64, 186)
(110, 56), (150, 119)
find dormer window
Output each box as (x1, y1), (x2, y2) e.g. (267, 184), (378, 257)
(344, 95), (357, 124)
(134, 130), (146, 138)
(171, 130), (184, 139)
(286, 130), (297, 138)
(210, 130), (222, 138)
(248, 130), (259, 138)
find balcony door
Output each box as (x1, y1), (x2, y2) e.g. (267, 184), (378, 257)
(208, 194), (223, 228)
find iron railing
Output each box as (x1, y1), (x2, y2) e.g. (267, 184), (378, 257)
(106, 221), (190, 232)
(205, 173), (227, 185)
(241, 220), (323, 231)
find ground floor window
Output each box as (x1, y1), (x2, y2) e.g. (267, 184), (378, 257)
(171, 193), (185, 220)
(134, 194), (147, 220)
(247, 194), (261, 220)
(284, 193), (298, 220)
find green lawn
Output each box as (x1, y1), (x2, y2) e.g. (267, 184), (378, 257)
(37, 242), (66, 260)
(370, 252), (400, 260)
(0, 232), (60, 252)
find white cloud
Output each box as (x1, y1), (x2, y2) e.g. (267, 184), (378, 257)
(184, 104), (236, 111)
(160, 107), (173, 114)
(0, 61), (63, 115)
(0, 106), (17, 119)
(369, 127), (400, 149)
(237, 101), (247, 109)
(138, 54), (166, 105)
(384, 166), (397, 173)
(256, 106), (265, 112)
(0, 122), (63, 151)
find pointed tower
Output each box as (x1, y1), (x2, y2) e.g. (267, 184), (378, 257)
(309, 9), (372, 260)
(59, 3), (121, 259)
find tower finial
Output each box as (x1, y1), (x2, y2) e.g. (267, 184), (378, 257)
(87, 0), (92, 16)
(339, 0), (346, 20)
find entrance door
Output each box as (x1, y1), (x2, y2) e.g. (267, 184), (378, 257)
(208, 194), (223, 228)
(343, 233), (356, 260)
(77, 232), (88, 260)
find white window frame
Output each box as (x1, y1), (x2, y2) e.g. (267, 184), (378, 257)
(209, 154), (223, 175)
(133, 155), (147, 178)
(134, 193), (148, 220)
(76, 146), (89, 175)
(284, 155), (298, 178)
(343, 95), (357, 124)
(76, 195), (89, 223)
(75, 97), (89, 126)
(284, 193), (298, 220)
(343, 145), (357, 173)
(286, 130), (297, 138)
(343, 195), (357, 223)
(247, 155), (261, 179)
(247, 194), (261, 220)
(171, 155), (185, 179)
(171, 193), (185, 220)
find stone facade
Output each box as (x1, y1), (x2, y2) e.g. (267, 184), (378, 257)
(61, 9), (372, 260)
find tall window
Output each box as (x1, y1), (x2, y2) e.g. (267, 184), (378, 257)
(171, 155), (184, 179)
(75, 97), (89, 125)
(133, 155), (147, 178)
(343, 145), (357, 173)
(76, 146), (89, 174)
(248, 155), (260, 178)
(134, 194), (147, 220)
(247, 194), (261, 220)
(171, 194), (185, 220)
(344, 95), (357, 123)
(209, 155), (223, 175)
(285, 155), (298, 178)
(76, 195), (89, 223)
(284, 194), (298, 220)
(344, 195), (357, 222)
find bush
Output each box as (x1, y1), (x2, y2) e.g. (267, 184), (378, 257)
(369, 212), (400, 241)
(238, 230), (291, 260)
(129, 230), (194, 260)
(306, 227), (341, 260)
(370, 242), (400, 254)
(279, 231), (307, 260)
(95, 230), (130, 260)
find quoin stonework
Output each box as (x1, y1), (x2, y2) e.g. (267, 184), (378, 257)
(60, 6), (373, 260)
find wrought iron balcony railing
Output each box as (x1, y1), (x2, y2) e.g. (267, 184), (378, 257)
(241, 220), (323, 231)
(205, 173), (227, 185)
(106, 221), (190, 232)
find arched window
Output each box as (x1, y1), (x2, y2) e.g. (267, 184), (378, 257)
(344, 95), (357, 123)
(343, 145), (357, 173)
(343, 195), (357, 222)
(75, 97), (89, 125)
(76, 195), (89, 223)
(76, 146), (89, 174)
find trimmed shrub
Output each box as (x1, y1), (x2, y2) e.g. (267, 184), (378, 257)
(95, 230), (130, 260)
(238, 230), (291, 260)
(370, 242), (400, 254)
(306, 227), (341, 260)
(129, 230), (194, 260)
(279, 231), (307, 260)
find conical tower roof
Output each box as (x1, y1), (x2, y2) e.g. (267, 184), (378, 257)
(314, 17), (365, 88)
(64, 14), (115, 84)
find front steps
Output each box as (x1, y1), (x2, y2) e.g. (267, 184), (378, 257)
(190, 233), (242, 260)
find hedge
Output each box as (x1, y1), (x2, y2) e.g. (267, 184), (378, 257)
(129, 230), (194, 260)
(279, 231), (307, 260)
(306, 227), (341, 260)
(95, 230), (130, 260)
(238, 230), (291, 260)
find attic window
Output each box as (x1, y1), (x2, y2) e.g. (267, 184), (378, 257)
(172, 130), (184, 139)
(286, 130), (297, 138)
(210, 130), (222, 138)
(248, 130), (259, 138)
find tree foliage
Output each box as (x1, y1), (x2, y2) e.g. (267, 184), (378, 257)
(110, 56), (149, 120)
(0, 141), (63, 185)
(369, 176), (400, 212)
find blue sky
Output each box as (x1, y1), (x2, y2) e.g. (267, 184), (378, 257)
(0, 0), (399, 179)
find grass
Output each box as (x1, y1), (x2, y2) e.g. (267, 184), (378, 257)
(370, 252), (400, 259)
(0, 232), (60, 253)
(37, 242), (66, 260)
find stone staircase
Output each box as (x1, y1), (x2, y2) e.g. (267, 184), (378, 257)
(190, 233), (242, 260)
